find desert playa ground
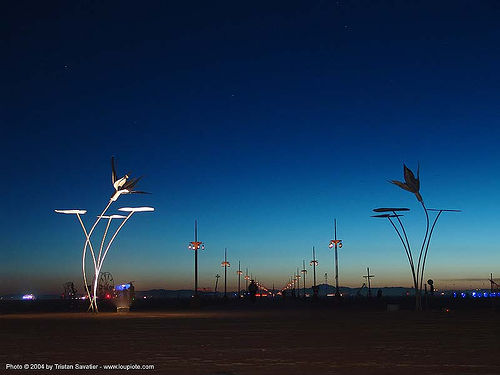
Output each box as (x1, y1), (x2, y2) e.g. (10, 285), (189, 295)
(1, 306), (499, 375)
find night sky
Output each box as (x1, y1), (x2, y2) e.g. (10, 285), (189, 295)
(2, 1), (500, 295)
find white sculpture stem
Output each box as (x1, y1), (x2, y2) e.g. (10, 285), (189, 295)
(98, 217), (112, 268)
(81, 200), (113, 311)
(75, 213), (96, 311)
(92, 211), (135, 311)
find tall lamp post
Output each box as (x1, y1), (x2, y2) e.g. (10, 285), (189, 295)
(301, 260), (307, 298)
(328, 219), (343, 298)
(221, 248), (230, 298)
(310, 246), (319, 298)
(236, 261), (242, 298)
(295, 269), (301, 297)
(188, 220), (204, 298)
(244, 268), (250, 292)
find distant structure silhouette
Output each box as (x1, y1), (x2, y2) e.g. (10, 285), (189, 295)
(62, 282), (77, 299)
(490, 273), (499, 293)
(214, 274), (220, 294)
(248, 280), (258, 303)
(363, 267), (374, 297)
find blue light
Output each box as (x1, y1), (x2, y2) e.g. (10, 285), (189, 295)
(472, 292), (477, 298)
(483, 292), (489, 298)
(453, 292), (457, 298)
(115, 283), (131, 291)
(461, 292), (466, 298)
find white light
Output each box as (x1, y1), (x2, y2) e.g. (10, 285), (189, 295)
(118, 206), (155, 212)
(55, 209), (87, 215)
(97, 215), (127, 219)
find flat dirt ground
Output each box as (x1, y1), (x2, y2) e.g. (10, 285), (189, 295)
(1, 308), (499, 375)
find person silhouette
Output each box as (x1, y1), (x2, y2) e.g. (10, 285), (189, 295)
(248, 280), (258, 303)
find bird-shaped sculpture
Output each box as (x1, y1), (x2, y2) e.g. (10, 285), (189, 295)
(390, 164), (423, 203)
(110, 157), (149, 201)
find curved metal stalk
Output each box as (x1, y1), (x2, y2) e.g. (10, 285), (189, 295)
(82, 199), (113, 312)
(92, 211), (134, 310)
(419, 210), (443, 291)
(416, 202), (429, 280)
(98, 217), (112, 267)
(415, 201), (429, 310)
(76, 213), (94, 311)
(387, 217), (417, 289)
(393, 211), (415, 272)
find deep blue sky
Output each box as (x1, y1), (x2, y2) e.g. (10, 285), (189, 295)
(2, 1), (500, 294)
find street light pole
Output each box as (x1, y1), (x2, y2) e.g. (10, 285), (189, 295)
(237, 261), (242, 298)
(295, 267), (300, 297)
(195, 222), (198, 296)
(188, 220), (204, 298)
(301, 260), (307, 298)
(221, 248), (230, 298)
(310, 246), (319, 298)
(328, 219), (343, 298)
(244, 268), (250, 293)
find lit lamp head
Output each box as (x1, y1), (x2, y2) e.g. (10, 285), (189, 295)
(97, 214), (127, 219)
(310, 260), (319, 266)
(244, 275), (250, 280)
(188, 241), (204, 251)
(55, 209), (87, 215)
(237, 270), (243, 275)
(301, 268), (307, 274)
(221, 261), (230, 267)
(118, 206), (155, 213)
(329, 239), (343, 248)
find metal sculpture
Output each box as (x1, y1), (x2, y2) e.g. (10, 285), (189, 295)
(55, 157), (153, 312)
(373, 164), (459, 310)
